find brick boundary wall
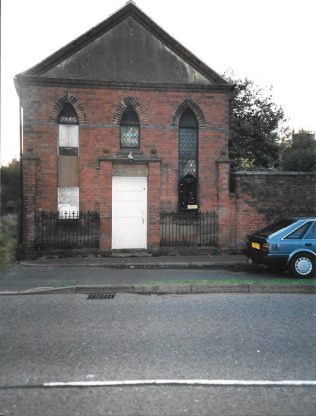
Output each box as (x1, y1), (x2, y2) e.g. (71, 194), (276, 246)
(230, 171), (316, 251)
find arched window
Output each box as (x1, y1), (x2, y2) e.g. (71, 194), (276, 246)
(57, 103), (79, 218)
(58, 103), (79, 156)
(179, 108), (198, 210)
(120, 106), (140, 148)
(58, 103), (79, 125)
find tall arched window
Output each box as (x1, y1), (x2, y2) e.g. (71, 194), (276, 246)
(120, 106), (140, 148)
(179, 108), (198, 210)
(57, 103), (79, 217)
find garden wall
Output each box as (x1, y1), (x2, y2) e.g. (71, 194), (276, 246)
(231, 171), (316, 250)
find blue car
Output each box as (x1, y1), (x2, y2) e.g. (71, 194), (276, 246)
(246, 218), (316, 278)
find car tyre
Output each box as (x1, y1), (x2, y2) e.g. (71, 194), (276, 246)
(290, 253), (315, 278)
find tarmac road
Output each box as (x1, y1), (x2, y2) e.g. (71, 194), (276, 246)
(1, 292), (315, 415)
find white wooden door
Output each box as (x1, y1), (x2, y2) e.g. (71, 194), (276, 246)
(112, 177), (147, 249)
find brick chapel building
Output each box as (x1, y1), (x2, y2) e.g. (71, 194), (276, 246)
(15, 2), (234, 257)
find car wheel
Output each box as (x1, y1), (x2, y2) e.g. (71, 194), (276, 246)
(290, 253), (315, 278)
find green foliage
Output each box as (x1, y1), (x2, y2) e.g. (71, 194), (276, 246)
(0, 159), (20, 214)
(225, 74), (288, 170)
(143, 278), (316, 286)
(281, 130), (316, 171)
(0, 214), (18, 266)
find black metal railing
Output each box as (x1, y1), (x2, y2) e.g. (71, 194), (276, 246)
(160, 211), (218, 246)
(36, 210), (100, 249)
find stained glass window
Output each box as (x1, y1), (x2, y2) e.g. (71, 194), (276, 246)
(120, 107), (140, 148)
(179, 129), (197, 177)
(179, 109), (198, 210)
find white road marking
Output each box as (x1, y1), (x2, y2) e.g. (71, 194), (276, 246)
(44, 379), (316, 388)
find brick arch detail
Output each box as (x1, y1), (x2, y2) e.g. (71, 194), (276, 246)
(171, 98), (206, 128)
(112, 96), (149, 126)
(49, 93), (87, 124)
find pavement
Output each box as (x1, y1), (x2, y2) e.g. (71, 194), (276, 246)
(20, 253), (246, 269)
(1, 253), (315, 295)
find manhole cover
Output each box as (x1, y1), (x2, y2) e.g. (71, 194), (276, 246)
(87, 293), (115, 300)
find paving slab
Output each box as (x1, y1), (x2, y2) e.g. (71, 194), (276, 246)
(19, 254), (246, 269)
(191, 285), (249, 293)
(75, 285), (134, 294)
(1, 255), (315, 295)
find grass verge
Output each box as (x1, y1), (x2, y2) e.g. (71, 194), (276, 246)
(143, 278), (316, 286)
(52, 282), (76, 288)
(0, 214), (18, 266)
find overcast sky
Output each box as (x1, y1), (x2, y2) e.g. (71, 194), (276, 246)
(1, 0), (315, 165)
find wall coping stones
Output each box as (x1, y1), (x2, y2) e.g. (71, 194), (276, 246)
(234, 171), (316, 176)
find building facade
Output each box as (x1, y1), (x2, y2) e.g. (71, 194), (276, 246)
(15, 2), (233, 256)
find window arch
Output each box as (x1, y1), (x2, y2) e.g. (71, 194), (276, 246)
(179, 108), (198, 210)
(172, 98), (206, 128)
(50, 93), (87, 124)
(120, 106), (140, 148)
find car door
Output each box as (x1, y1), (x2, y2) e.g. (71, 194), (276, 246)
(280, 221), (314, 256)
(301, 221), (316, 253)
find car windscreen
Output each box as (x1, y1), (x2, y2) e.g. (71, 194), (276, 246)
(253, 219), (296, 238)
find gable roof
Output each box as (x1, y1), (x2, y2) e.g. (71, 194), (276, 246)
(15, 2), (232, 92)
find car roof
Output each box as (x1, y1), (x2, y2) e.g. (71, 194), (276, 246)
(288, 217), (316, 221)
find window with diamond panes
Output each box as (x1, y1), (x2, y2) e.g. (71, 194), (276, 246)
(120, 106), (140, 148)
(179, 109), (198, 210)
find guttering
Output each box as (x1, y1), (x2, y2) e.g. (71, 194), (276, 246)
(14, 75), (234, 93)
(18, 93), (23, 248)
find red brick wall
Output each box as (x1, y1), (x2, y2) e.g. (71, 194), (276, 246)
(232, 172), (316, 250)
(21, 85), (230, 252)
(21, 156), (38, 257)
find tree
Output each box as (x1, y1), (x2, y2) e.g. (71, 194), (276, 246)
(0, 159), (21, 214)
(281, 130), (316, 171)
(225, 74), (288, 170)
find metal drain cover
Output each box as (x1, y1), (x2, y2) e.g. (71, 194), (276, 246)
(87, 293), (115, 300)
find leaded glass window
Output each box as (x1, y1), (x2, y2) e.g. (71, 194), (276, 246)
(179, 109), (198, 210)
(179, 129), (197, 177)
(120, 106), (140, 148)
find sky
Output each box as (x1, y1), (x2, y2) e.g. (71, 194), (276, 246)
(1, 0), (315, 165)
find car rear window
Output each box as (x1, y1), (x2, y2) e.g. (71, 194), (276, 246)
(304, 222), (316, 239)
(284, 222), (313, 239)
(253, 219), (295, 238)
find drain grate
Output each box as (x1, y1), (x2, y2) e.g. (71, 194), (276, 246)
(87, 293), (115, 300)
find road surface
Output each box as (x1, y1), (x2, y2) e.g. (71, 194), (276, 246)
(1, 292), (315, 415)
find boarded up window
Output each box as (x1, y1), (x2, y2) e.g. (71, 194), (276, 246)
(58, 186), (79, 218)
(58, 125), (79, 155)
(57, 104), (80, 216)
(58, 156), (79, 187)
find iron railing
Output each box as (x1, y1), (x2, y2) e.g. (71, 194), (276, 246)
(160, 211), (218, 246)
(36, 210), (100, 249)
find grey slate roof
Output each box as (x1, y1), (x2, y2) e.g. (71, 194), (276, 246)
(15, 2), (232, 92)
